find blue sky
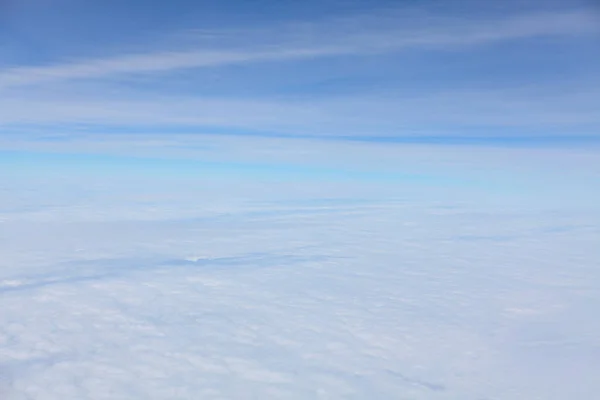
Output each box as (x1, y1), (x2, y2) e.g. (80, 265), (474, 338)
(0, 0), (598, 141)
(1, 0), (599, 201)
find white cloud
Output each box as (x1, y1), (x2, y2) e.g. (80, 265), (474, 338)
(0, 168), (599, 399)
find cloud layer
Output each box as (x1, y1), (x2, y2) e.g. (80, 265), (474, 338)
(1, 168), (599, 399)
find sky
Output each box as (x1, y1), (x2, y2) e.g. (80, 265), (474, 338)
(0, 0), (599, 142)
(1, 1), (600, 399)
(0, 0), (598, 195)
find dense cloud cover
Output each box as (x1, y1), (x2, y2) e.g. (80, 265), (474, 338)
(1, 165), (599, 399)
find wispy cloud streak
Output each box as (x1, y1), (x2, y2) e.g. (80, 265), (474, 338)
(0, 10), (595, 89)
